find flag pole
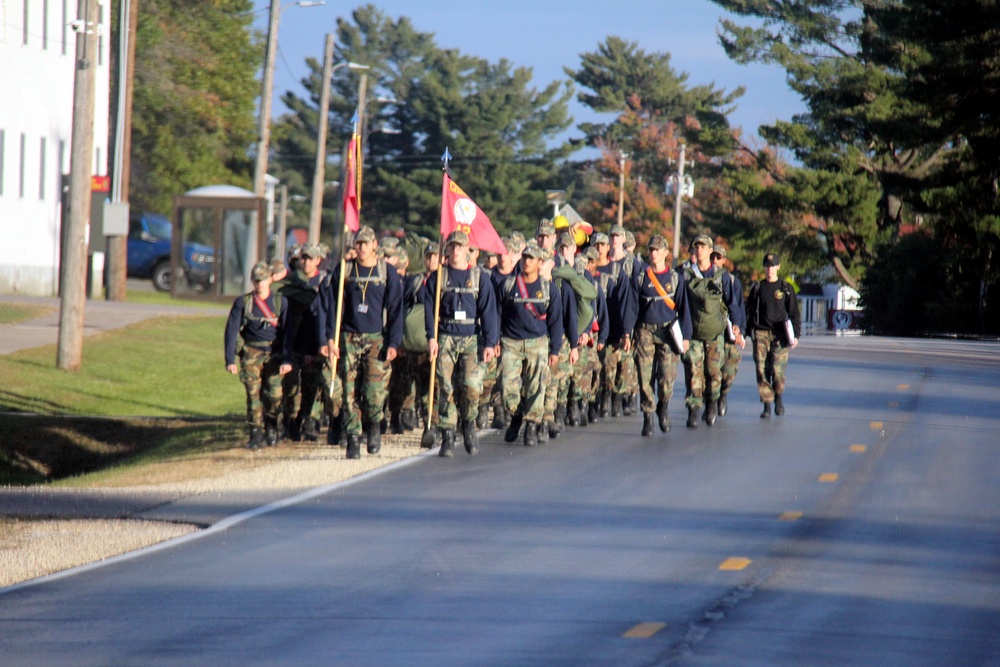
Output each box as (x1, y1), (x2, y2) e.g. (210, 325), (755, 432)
(421, 147), (453, 448)
(330, 116), (361, 397)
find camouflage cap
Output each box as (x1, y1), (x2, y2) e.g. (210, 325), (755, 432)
(624, 230), (636, 248)
(537, 219), (556, 236)
(286, 244), (303, 260)
(647, 234), (668, 251)
(592, 232), (610, 246)
(354, 226), (376, 243)
(510, 230), (527, 247)
(609, 224), (626, 237)
(692, 234), (714, 247)
(574, 256), (590, 273)
(521, 241), (543, 259)
(251, 261), (271, 282)
(380, 237), (400, 252)
(269, 258), (287, 274)
(446, 229), (469, 246)
(502, 236), (520, 254)
(539, 246), (554, 262)
(317, 242), (330, 258)
(585, 246), (600, 261)
(763, 253), (781, 267)
(300, 242), (322, 259)
(557, 232), (576, 249)
(423, 241), (439, 257)
(711, 245), (727, 259)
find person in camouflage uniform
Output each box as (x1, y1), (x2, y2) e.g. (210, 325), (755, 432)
(746, 253), (801, 417)
(680, 235), (745, 428)
(539, 246), (580, 441)
(423, 230), (499, 456)
(483, 235), (523, 428)
(711, 246), (746, 417)
(322, 226), (404, 459)
(497, 241), (564, 447)
(224, 262), (293, 449)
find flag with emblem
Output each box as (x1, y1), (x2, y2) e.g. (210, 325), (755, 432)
(342, 134), (361, 233)
(440, 173), (506, 255)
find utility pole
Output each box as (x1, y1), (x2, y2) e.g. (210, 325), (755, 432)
(277, 184), (288, 259)
(58, 0), (99, 371)
(308, 34), (336, 244)
(617, 150), (628, 227)
(253, 0), (282, 197)
(669, 142), (694, 265)
(106, 0), (138, 302)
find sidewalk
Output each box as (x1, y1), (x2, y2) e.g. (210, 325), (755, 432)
(0, 293), (229, 355)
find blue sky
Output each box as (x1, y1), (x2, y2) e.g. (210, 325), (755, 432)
(253, 0), (804, 150)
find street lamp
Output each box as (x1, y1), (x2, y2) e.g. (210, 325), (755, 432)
(253, 0), (326, 198)
(308, 33), (369, 243)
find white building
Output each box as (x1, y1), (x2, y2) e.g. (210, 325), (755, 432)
(0, 1), (110, 295)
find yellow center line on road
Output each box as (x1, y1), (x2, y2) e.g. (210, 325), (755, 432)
(870, 421), (884, 430)
(779, 511), (803, 521)
(850, 444), (868, 453)
(623, 622), (666, 639)
(819, 473), (839, 483)
(897, 384), (910, 390)
(719, 557), (752, 571)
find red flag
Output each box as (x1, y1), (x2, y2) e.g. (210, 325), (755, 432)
(342, 134), (360, 232)
(440, 173), (506, 254)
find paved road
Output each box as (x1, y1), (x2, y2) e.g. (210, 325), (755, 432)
(2, 337), (999, 666)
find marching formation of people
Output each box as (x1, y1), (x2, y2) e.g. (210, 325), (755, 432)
(224, 222), (802, 456)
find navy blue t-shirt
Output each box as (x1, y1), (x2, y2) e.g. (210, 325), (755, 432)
(422, 266), (499, 347)
(321, 259), (404, 350)
(496, 273), (563, 355)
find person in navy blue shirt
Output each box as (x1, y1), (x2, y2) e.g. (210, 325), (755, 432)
(496, 241), (563, 447)
(422, 230), (499, 456)
(321, 226), (404, 459)
(224, 262), (293, 449)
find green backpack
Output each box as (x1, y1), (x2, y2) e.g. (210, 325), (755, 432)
(683, 268), (727, 340)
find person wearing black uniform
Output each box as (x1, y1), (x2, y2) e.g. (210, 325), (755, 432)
(624, 234), (692, 436)
(224, 262), (292, 449)
(423, 230), (499, 456)
(322, 226), (404, 459)
(746, 253), (801, 417)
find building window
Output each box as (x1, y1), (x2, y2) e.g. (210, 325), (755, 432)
(39, 137), (47, 200)
(19, 132), (26, 198)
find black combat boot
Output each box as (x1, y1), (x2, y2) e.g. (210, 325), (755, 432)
(439, 429), (455, 458)
(390, 410), (405, 434)
(774, 394), (785, 416)
(367, 420), (382, 454)
(600, 391), (611, 418)
(641, 412), (654, 437)
(551, 410), (565, 437)
(704, 400), (718, 426)
(657, 400), (671, 433)
(327, 413), (343, 446)
(247, 427), (265, 450)
(491, 404), (506, 430)
(523, 421), (539, 447)
(462, 422), (479, 455)
(476, 404), (489, 430)
(622, 394), (634, 416)
(760, 402), (773, 419)
(505, 412), (523, 443)
(537, 421), (549, 444)
(345, 434), (361, 459)
(264, 418), (278, 446)
(718, 393), (728, 417)
(400, 408), (417, 431)
(286, 416), (301, 442)
(611, 393), (622, 417)
(578, 399), (588, 426)
(588, 401), (601, 424)
(686, 405), (700, 428)
(302, 417), (319, 442)
(568, 399), (581, 427)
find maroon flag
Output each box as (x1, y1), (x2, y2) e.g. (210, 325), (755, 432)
(440, 173), (506, 254)
(342, 134), (360, 233)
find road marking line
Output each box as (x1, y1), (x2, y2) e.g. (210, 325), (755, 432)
(850, 444), (867, 453)
(819, 473), (839, 483)
(779, 511), (803, 521)
(897, 384), (910, 390)
(719, 557), (752, 571)
(623, 622), (667, 638)
(870, 421), (884, 430)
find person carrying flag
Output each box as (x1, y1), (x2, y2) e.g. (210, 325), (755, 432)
(497, 241), (564, 447)
(422, 230), (499, 456)
(322, 226), (404, 459)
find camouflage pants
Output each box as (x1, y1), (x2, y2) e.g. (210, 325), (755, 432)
(402, 352), (431, 416)
(338, 332), (391, 435)
(501, 336), (549, 424)
(682, 334), (724, 408)
(238, 346), (284, 429)
(479, 352), (500, 410)
(602, 341), (636, 396)
(281, 361), (301, 423)
(434, 335), (483, 430)
(571, 343), (599, 402)
(621, 345), (638, 395)
(752, 329), (789, 402)
(320, 357), (343, 418)
(543, 340), (572, 421)
(721, 341), (743, 396)
(635, 325), (681, 414)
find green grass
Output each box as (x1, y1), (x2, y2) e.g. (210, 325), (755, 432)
(0, 303), (55, 325)
(0, 314), (249, 485)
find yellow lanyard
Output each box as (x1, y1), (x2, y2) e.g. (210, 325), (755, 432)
(354, 262), (377, 306)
